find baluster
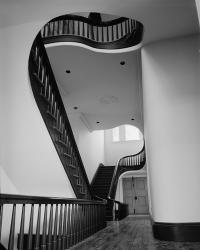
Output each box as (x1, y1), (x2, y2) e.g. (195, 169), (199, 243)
(82, 22), (85, 37)
(73, 204), (78, 245)
(0, 204), (3, 241)
(41, 204), (48, 250)
(28, 204), (34, 250)
(47, 23), (50, 37)
(111, 25), (114, 41)
(18, 204), (26, 250)
(62, 204), (67, 250)
(77, 205), (81, 241)
(53, 204), (58, 250)
(131, 19), (134, 32)
(47, 204), (53, 250)
(121, 22), (123, 37)
(57, 204), (63, 250)
(128, 19), (131, 33)
(125, 20), (128, 34)
(87, 23), (89, 38)
(62, 20), (65, 35)
(57, 21), (60, 36)
(66, 204), (71, 249)
(71, 204), (75, 246)
(67, 20), (70, 34)
(77, 21), (80, 36)
(72, 20), (75, 35)
(8, 204), (16, 250)
(52, 22), (55, 36)
(94, 26), (97, 42)
(34, 204), (41, 250)
(102, 27), (104, 42)
(106, 26), (109, 42)
(116, 24), (119, 40)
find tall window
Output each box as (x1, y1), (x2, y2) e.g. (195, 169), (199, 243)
(125, 125), (141, 141)
(112, 125), (142, 142)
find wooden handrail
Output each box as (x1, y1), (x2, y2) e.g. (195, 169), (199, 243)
(108, 144), (146, 199)
(29, 33), (92, 199)
(0, 194), (106, 250)
(0, 194), (106, 205)
(41, 14), (143, 49)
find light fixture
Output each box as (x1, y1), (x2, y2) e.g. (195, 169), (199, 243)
(96, 121), (100, 124)
(66, 70), (71, 74)
(73, 106), (78, 110)
(131, 118), (135, 121)
(120, 61), (125, 65)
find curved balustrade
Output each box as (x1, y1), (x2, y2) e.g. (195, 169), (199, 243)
(29, 33), (92, 199)
(108, 145), (146, 200)
(41, 14), (143, 49)
(118, 146), (146, 168)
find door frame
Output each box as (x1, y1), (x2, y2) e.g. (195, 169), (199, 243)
(122, 173), (149, 215)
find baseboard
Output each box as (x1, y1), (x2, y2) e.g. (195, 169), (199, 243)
(152, 221), (200, 242)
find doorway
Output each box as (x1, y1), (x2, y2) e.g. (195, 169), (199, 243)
(123, 177), (149, 215)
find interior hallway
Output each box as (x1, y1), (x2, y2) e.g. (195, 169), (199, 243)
(70, 216), (200, 250)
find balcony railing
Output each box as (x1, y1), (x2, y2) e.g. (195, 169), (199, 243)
(0, 194), (106, 250)
(41, 14), (143, 49)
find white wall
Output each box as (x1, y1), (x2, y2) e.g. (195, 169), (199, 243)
(142, 35), (200, 222)
(68, 113), (105, 182)
(104, 128), (144, 166)
(0, 23), (75, 198)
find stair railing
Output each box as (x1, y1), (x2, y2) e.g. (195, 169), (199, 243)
(0, 194), (106, 250)
(108, 145), (146, 218)
(41, 14), (143, 49)
(29, 33), (92, 199)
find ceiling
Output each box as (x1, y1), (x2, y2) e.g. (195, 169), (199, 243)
(46, 44), (143, 131)
(1, 0), (199, 132)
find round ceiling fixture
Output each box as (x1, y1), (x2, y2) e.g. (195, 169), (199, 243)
(96, 121), (100, 124)
(66, 70), (71, 74)
(131, 118), (135, 121)
(120, 61), (125, 65)
(73, 106), (78, 110)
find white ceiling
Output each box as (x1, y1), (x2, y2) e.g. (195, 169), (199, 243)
(1, 0), (199, 131)
(46, 44), (143, 131)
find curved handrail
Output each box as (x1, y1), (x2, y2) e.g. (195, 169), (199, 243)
(29, 33), (92, 200)
(118, 144), (146, 167)
(108, 144), (146, 199)
(41, 14), (143, 49)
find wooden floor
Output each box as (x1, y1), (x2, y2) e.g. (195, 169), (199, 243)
(70, 216), (200, 250)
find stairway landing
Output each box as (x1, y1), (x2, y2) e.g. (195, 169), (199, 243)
(70, 216), (200, 250)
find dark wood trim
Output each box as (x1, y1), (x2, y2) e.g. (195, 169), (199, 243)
(0, 194), (106, 205)
(51, 14), (128, 27)
(152, 221), (200, 242)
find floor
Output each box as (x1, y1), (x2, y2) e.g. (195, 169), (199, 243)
(70, 216), (200, 250)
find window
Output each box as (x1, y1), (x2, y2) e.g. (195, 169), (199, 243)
(125, 125), (141, 141)
(112, 125), (142, 142)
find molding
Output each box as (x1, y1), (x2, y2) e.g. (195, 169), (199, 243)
(45, 41), (142, 54)
(152, 221), (200, 242)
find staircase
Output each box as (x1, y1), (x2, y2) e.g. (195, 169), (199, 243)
(91, 165), (115, 199)
(91, 165), (115, 220)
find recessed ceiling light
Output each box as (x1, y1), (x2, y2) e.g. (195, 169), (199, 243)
(73, 106), (78, 110)
(96, 121), (100, 124)
(66, 70), (71, 74)
(120, 61), (125, 65)
(131, 118), (135, 121)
